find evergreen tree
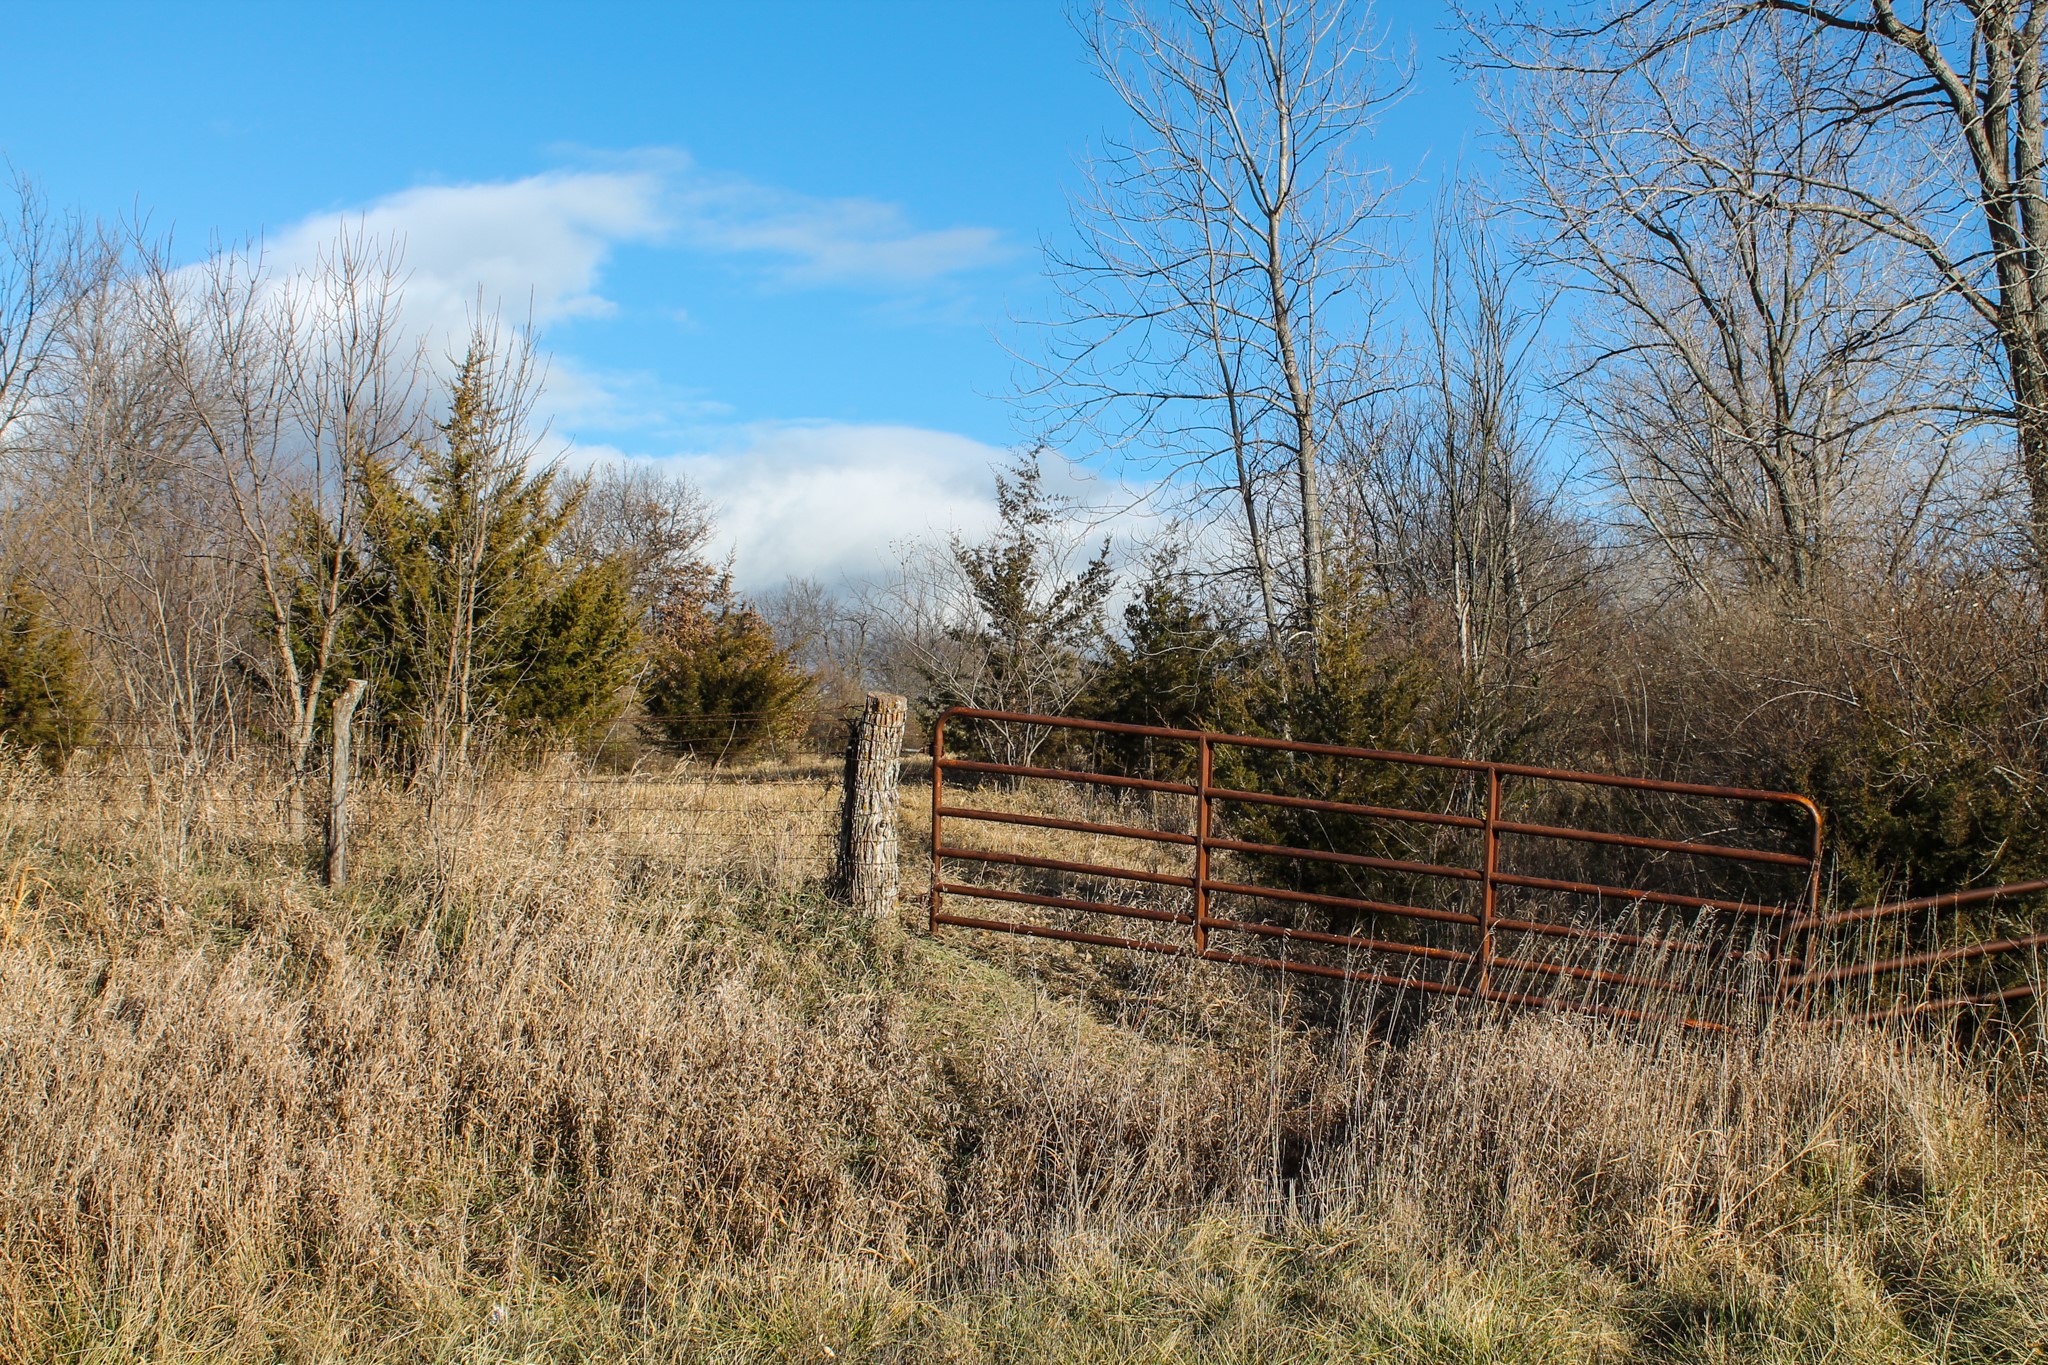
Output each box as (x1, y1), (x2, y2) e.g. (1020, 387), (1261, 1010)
(640, 573), (814, 760)
(923, 451), (1114, 765)
(1080, 547), (1246, 779)
(342, 345), (638, 770)
(0, 582), (92, 769)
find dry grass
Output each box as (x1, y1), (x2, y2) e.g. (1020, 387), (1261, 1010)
(0, 751), (2043, 1362)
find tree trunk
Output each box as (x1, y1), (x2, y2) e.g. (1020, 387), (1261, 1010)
(830, 692), (907, 918)
(325, 679), (367, 888)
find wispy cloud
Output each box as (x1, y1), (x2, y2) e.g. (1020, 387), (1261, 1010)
(668, 168), (1011, 286)
(262, 151), (1009, 349)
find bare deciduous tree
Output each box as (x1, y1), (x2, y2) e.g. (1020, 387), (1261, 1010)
(1033, 0), (1405, 675)
(141, 230), (419, 829)
(562, 462), (715, 616)
(26, 254), (246, 764)
(1735, 0), (2048, 581)
(1339, 187), (1594, 752)
(1475, 9), (1965, 600)
(1474, 0), (2048, 589)
(0, 174), (94, 463)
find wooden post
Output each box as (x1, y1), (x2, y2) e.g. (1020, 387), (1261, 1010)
(325, 679), (368, 889)
(831, 692), (907, 917)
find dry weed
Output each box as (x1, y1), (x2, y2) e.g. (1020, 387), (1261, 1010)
(0, 752), (2042, 1361)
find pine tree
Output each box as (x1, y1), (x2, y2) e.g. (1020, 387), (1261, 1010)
(0, 582), (92, 769)
(344, 345), (638, 771)
(640, 573), (813, 760)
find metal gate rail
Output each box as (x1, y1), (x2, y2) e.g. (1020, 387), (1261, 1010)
(1790, 880), (2048, 1022)
(929, 707), (1825, 1029)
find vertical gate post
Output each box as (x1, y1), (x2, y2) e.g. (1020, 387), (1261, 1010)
(1194, 733), (1211, 955)
(1479, 767), (1500, 998)
(832, 692), (907, 917)
(325, 679), (368, 889)
(929, 710), (947, 932)
(1776, 808), (1827, 1018)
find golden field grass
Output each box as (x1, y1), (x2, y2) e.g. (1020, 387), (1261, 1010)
(1, 750), (2045, 1362)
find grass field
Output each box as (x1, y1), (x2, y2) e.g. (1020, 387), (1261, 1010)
(1, 751), (2044, 1362)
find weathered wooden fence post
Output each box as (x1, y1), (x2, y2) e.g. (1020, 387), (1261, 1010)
(325, 679), (368, 889)
(831, 692), (906, 916)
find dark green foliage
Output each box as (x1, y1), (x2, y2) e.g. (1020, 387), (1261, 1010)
(338, 348), (640, 766)
(1214, 572), (1469, 928)
(1086, 551), (1244, 730)
(1078, 548), (1247, 780)
(500, 556), (640, 741)
(1795, 693), (2046, 906)
(0, 582), (91, 769)
(641, 576), (814, 759)
(1768, 613), (2048, 983)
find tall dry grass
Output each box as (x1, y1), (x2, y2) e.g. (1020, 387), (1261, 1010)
(0, 750), (2043, 1361)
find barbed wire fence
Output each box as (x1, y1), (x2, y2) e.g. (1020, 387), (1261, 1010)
(0, 705), (932, 891)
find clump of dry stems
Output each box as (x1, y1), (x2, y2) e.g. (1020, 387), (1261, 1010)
(0, 751), (2042, 1362)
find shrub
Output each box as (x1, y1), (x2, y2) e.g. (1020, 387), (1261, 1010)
(641, 576), (814, 760)
(0, 582), (91, 769)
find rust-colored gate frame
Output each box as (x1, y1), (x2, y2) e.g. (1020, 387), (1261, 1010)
(929, 707), (1825, 1027)
(1788, 881), (2048, 1022)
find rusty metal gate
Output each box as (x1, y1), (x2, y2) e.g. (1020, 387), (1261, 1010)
(928, 707), (2045, 1029)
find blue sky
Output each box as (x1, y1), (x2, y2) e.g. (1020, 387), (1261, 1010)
(2, 0), (1481, 588)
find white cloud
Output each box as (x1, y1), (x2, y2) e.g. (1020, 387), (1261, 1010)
(245, 158), (1027, 592)
(631, 422), (1008, 590)
(563, 422), (1161, 596)
(266, 168), (670, 347)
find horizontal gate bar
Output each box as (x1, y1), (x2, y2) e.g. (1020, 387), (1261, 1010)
(934, 844), (1196, 890)
(1202, 877), (1482, 926)
(936, 881), (1192, 925)
(1491, 871), (1787, 919)
(1841, 982), (2042, 1023)
(933, 911), (1184, 956)
(1794, 931), (2048, 988)
(1204, 834), (1482, 882)
(939, 708), (1820, 809)
(1199, 914), (1477, 964)
(1198, 947), (1478, 997)
(1201, 783), (1483, 830)
(1490, 954), (1744, 997)
(1495, 818), (1812, 867)
(1796, 879), (2048, 932)
(934, 803), (1196, 846)
(937, 756), (1197, 795)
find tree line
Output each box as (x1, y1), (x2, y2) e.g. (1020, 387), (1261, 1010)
(0, 212), (809, 824)
(910, 0), (2048, 908)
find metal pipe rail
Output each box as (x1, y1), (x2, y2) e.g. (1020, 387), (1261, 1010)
(1795, 881), (2048, 1022)
(928, 707), (1825, 1030)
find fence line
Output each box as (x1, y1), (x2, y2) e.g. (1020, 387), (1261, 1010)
(0, 750), (864, 883)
